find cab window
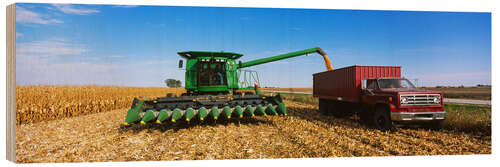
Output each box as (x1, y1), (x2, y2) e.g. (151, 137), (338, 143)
(367, 80), (377, 90)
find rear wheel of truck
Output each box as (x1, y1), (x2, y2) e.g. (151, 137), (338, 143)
(371, 106), (393, 131)
(319, 99), (330, 115)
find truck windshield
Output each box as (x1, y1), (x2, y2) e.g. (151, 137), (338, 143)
(378, 78), (416, 89)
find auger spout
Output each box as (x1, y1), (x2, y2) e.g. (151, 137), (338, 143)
(238, 47), (333, 71)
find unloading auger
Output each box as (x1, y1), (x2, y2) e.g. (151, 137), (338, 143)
(123, 47), (333, 125)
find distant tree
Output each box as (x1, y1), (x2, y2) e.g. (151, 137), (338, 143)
(165, 79), (182, 88)
(175, 80), (182, 87)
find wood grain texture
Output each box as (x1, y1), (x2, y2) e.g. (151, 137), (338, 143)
(6, 3), (17, 163)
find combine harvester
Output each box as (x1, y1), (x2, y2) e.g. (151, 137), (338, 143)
(124, 47), (333, 125)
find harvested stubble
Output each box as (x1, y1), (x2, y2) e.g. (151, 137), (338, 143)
(16, 85), (184, 125)
(16, 100), (491, 163)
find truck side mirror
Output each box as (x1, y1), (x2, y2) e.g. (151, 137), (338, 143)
(178, 60), (183, 68)
(361, 79), (367, 89)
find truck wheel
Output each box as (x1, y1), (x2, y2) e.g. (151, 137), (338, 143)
(372, 106), (393, 131)
(319, 99), (329, 115)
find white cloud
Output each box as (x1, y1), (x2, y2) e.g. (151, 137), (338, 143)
(16, 32), (23, 38)
(16, 6), (62, 24)
(52, 4), (99, 15)
(17, 38), (88, 56)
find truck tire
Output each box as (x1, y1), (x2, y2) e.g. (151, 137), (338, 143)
(319, 99), (329, 115)
(371, 106), (393, 131)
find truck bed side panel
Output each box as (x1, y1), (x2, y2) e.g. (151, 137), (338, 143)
(313, 65), (401, 103)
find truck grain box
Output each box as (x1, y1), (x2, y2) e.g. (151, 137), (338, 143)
(313, 66), (401, 102)
(313, 65), (445, 131)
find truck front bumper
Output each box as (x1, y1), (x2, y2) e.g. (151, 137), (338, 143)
(390, 111), (446, 121)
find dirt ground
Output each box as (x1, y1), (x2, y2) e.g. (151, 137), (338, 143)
(16, 100), (491, 163)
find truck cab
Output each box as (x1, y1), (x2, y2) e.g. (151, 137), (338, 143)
(360, 78), (446, 130)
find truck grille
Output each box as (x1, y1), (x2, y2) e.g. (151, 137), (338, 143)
(400, 94), (441, 106)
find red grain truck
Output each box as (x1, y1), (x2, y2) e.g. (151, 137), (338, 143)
(313, 65), (445, 131)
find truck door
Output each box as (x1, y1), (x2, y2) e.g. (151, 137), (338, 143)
(361, 79), (378, 107)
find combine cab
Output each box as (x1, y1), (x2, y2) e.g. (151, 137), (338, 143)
(123, 47), (333, 125)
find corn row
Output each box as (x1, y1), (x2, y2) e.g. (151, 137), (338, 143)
(16, 85), (185, 125)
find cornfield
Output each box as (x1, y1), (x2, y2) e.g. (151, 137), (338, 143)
(16, 85), (185, 125)
(15, 85), (491, 162)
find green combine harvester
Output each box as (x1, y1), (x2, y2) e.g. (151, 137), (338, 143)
(123, 47), (333, 125)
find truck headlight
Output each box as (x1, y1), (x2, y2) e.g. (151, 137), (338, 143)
(433, 97), (441, 104)
(400, 97), (408, 104)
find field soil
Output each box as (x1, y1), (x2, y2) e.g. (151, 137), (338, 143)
(16, 100), (491, 163)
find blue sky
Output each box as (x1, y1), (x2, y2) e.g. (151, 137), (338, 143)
(16, 3), (491, 87)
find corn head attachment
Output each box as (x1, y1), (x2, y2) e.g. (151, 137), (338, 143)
(124, 94), (286, 125)
(124, 47), (331, 126)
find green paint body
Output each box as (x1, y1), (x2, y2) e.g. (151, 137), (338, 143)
(244, 105), (255, 117)
(125, 108), (139, 123)
(223, 106), (232, 118)
(141, 110), (155, 123)
(266, 104), (278, 115)
(234, 106), (243, 118)
(171, 108), (182, 122)
(124, 100), (144, 123)
(256, 105), (266, 116)
(181, 48), (323, 93)
(156, 109), (168, 123)
(185, 108), (194, 121)
(211, 107), (219, 119)
(278, 103), (287, 115)
(198, 107), (207, 120)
